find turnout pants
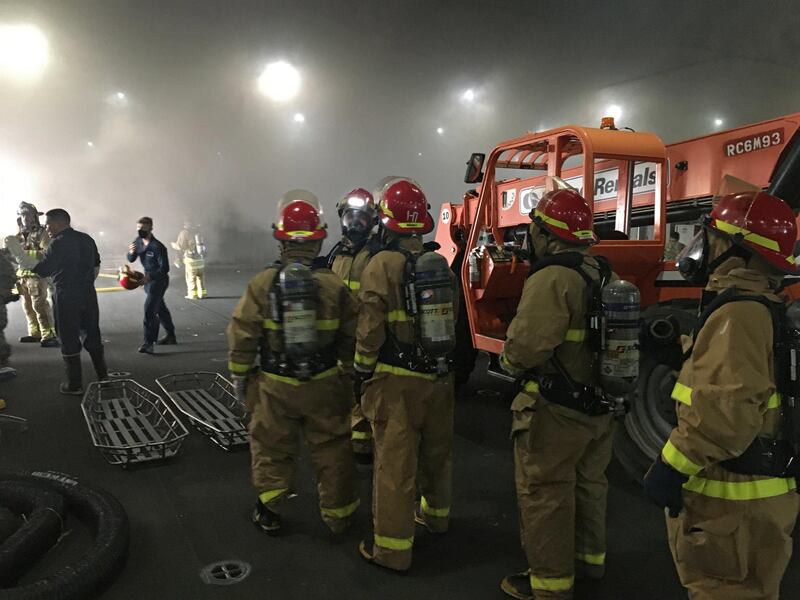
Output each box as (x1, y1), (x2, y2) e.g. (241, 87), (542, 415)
(54, 288), (103, 358)
(361, 371), (455, 571)
(351, 396), (373, 456)
(667, 486), (799, 600)
(143, 278), (175, 343)
(183, 257), (206, 299)
(249, 371), (358, 531)
(19, 276), (55, 339)
(512, 394), (615, 599)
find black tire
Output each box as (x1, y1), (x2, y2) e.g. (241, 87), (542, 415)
(0, 483), (65, 586)
(452, 252), (477, 388)
(0, 470), (129, 600)
(613, 301), (698, 482)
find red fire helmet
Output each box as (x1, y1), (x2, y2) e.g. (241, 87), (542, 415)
(273, 189), (327, 241)
(119, 269), (145, 290)
(532, 189), (597, 245)
(377, 177), (434, 234)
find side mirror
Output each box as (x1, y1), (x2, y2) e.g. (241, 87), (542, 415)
(464, 153), (485, 184)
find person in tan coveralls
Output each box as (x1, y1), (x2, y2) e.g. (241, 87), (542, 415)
(499, 187), (617, 600)
(227, 190), (359, 536)
(15, 202), (58, 347)
(329, 187), (381, 463)
(355, 177), (456, 572)
(644, 190), (800, 600)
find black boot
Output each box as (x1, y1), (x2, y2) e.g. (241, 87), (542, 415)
(157, 333), (177, 345)
(60, 355), (84, 396)
(88, 348), (108, 381)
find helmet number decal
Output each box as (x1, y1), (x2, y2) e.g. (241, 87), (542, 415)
(406, 210), (419, 223)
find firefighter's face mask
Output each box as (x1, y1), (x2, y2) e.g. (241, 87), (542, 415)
(341, 208), (373, 242)
(676, 228), (709, 285)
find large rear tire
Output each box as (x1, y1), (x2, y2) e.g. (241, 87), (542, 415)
(613, 301), (697, 482)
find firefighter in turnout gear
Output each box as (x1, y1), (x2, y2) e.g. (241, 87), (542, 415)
(329, 187), (380, 462)
(499, 184), (617, 600)
(172, 221), (207, 299)
(355, 177), (457, 572)
(227, 190), (359, 536)
(644, 189), (800, 600)
(15, 202), (58, 347)
(0, 241), (19, 378)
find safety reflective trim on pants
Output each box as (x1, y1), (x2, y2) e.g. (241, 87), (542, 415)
(351, 430), (372, 441)
(321, 498), (360, 519)
(374, 362), (437, 381)
(530, 574), (574, 592)
(575, 551), (606, 566)
(347, 280), (361, 291)
(767, 392), (780, 409)
(261, 367), (339, 386)
(671, 382), (692, 406)
(683, 476), (797, 501)
(523, 380), (540, 394)
(420, 496), (449, 518)
(228, 361), (252, 374)
(354, 351), (377, 366)
(386, 309), (410, 322)
(258, 488), (288, 505)
(564, 328), (586, 342)
(374, 533), (414, 551)
(662, 440), (703, 476)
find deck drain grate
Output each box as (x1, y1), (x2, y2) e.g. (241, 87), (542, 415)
(200, 560), (251, 585)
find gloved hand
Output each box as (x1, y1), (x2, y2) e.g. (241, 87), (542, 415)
(643, 455), (689, 517)
(231, 374), (249, 406)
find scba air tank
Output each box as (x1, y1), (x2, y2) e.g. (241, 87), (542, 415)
(600, 279), (641, 396)
(414, 253), (456, 371)
(278, 263), (319, 371)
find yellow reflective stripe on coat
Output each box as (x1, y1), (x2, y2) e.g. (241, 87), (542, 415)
(524, 380), (540, 394)
(575, 551), (606, 566)
(387, 309), (410, 322)
(228, 361), (252, 374)
(374, 362), (437, 381)
(347, 280), (361, 291)
(351, 430), (372, 441)
(321, 498), (360, 519)
(564, 329), (586, 342)
(258, 488), (288, 505)
(662, 440), (703, 476)
(261, 367), (339, 386)
(262, 318), (340, 331)
(374, 533), (414, 551)
(420, 496), (450, 518)
(354, 351), (377, 366)
(530, 574), (574, 592)
(683, 476), (797, 500)
(672, 382), (780, 410)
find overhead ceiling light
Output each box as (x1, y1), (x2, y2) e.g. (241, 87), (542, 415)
(714, 117), (724, 126)
(0, 24), (49, 81)
(462, 89), (475, 102)
(87, 141), (94, 147)
(258, 61), (301, 102)
(293, 112), (305, 123)
(436, 127), (444, 135)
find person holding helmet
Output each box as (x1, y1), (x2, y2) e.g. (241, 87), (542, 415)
(644, 187), (800, 600)
(15, 202), (58, 347)
(227, 190), (359, 536)
(499, 181), (618, 600)
(355, 177), (457, 572)
(328, 187), (381, 463)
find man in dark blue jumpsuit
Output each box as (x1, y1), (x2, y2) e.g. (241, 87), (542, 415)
(31, 209), (107, 395)
(126, 216), (177, 354)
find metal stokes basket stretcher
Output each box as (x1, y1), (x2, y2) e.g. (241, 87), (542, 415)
(82, 379), (189, 467)
(156, 372), (248, 450)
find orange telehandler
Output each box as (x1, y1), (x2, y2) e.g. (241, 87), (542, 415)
(433, 112), (800, 478)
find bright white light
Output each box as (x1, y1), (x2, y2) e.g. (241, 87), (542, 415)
(436, 127), (444, 135)
(293, 112), (305, 123)
(0, 24), (49, 81)
(99, 231), (105, 236)
(116, 91), (126, 100)
(258, 61), (301, 102)
(606, 104), (623, 120)
(87, 141), (94, 147)
(462, 89), (475, 102)
(714, 118), (724, 126)
(418, 152), (423, 156)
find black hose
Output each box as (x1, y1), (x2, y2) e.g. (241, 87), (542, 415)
(0, 483), (65, 586)
(0, 470), (129, 600)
